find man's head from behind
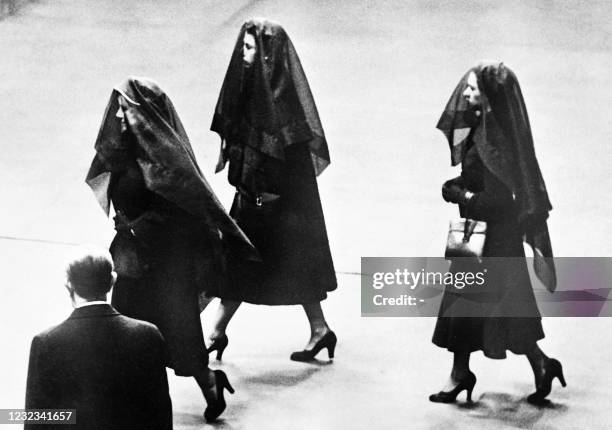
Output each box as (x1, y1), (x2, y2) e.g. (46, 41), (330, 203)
(65, 246), (116, 303)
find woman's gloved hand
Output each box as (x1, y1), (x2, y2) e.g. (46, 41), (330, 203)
(442, 176), (472, 204)
(442, 183), (464, 203)
(443, 175), (464, 189)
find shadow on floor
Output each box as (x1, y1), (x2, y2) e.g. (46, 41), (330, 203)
(171, 366), (324, 428)
(455, 392), (569, 429)
(242, 366), (322, 387)
(174, 411), (239, 429)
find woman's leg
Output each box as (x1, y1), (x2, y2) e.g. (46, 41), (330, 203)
(302, 301), (332, 349)
(525, 342), (566, 403)
(525, 343), (549, 386)
(210, 299), (241, 340)
(193, 367), (234, 421)
(194, 368), (217, 402)
(441, 351), (472, 390)
(430, 351), (476, 402)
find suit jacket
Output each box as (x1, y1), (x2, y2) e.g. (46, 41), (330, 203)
(25, 304), (172, 430)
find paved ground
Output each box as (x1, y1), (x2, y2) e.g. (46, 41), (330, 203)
(1, 0), (611, 428)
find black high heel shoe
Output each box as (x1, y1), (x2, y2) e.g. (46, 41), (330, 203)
(290, 331), (337, 362)
(429, 371), (477, 403)
(527, 358), (566, 404)
(203, 369), (235, 422)
(207, 334), (228, 361)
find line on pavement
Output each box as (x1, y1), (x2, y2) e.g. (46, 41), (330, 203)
(0, 235), (80, 246)
(0, 235), (365, 276)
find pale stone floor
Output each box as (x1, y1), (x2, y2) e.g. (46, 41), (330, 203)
(1, 0), (611, 428)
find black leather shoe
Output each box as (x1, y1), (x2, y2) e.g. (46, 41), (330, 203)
(429, 371), (476, 403)
(204, 370), (235, 422)
(527, 358), (566, 404)
(290, 331), (337, 362)
(206, 334), (229, 361)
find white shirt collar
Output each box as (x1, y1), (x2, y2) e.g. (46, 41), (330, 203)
(75, 301), (108, 309)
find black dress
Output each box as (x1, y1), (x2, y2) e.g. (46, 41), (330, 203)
(432, 142), (544, 359)
(109, 161), (213, 375)
(220, 141), (337, 305)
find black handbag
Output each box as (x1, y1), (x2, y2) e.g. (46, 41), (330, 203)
(110, 211), (162, 278)
(445, 218), (487, 260)
(110, 231), (147, 278)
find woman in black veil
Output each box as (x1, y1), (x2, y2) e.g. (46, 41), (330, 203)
(207, 18), (337, 361)
(86, 77), (258, 421)
(431, 62), (565, 404)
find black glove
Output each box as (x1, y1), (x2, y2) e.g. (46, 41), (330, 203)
(442, 182), (466, 204)
(443, 175), (464, 189)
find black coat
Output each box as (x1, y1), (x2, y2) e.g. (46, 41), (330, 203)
(432, 144), (544, 359)
(211, 19), (336, 305)
(223, 142), (337, 305)
(109, 176), (213, 375)
(25, 304), (172, 430)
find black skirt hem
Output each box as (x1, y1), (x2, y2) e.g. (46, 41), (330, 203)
(432, 332), (545, 360)
(216, 288), (335, 306)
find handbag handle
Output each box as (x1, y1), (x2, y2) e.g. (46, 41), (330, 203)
(463, 220), (478, 243)
(462, 194), (474, 241)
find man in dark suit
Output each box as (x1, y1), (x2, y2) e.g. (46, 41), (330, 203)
(25, 247), (172, 430)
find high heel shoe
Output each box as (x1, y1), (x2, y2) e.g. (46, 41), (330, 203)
(290, 331), (337, 362)
(206, 334), (228, 361)
(527, 358), (566, 404)
(429, 371), (477, 403)
(203, 369), (235, 422)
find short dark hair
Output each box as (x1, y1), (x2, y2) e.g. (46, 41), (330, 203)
(66, 248), (114, 299)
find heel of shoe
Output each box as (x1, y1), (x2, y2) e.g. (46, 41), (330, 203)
(466, 373), (476, 402)
(551, 359), (566, 387)
(224, 375), (235, 395)
(327, 344), (335, 359)
(215, 370), (235, 394)
(327, 331), (337, 359)
(216, 348), (225, 361)
(557, 370), (567, 387)
(207, 334), (229, 361)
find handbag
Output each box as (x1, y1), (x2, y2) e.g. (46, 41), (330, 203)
(445, 216), (487, 260)
(110, 211), (162, 278)
(110, 231), (147, 278)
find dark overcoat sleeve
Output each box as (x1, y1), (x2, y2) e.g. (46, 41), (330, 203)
(25, 335), (50, 430)
(147, 329), (173, 430)
(25, 336), (45, 407)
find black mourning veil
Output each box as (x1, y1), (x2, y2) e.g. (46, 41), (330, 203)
(211, 18), (331, 176)
(86, 77), (257, 260)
